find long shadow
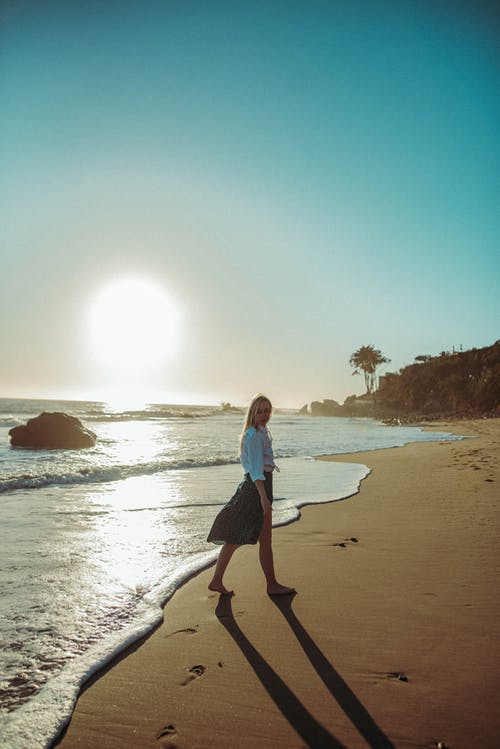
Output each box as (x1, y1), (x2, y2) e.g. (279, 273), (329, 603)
(215, 595), (346, 749)
(270, 595), (395, 749)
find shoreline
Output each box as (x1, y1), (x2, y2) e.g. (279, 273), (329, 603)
(50, 419), (500, 747)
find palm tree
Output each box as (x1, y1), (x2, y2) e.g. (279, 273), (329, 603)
(349, 345), (390, 395)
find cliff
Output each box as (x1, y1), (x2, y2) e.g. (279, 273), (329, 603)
(377, 340), (500, 418)
(300, 340), (500, 420)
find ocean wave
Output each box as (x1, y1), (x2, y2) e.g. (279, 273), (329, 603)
(0, 417), (21, 428)
(0, 455), (240, 494)
(0, 403), (222, 426)
(84, 408), (219, 422)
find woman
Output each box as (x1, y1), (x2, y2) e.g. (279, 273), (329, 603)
(207, 394), (295, 596)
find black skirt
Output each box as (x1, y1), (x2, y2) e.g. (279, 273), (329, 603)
(207, 471), (273, 546)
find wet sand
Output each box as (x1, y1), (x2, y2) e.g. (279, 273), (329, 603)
(55, 418), (500, 749)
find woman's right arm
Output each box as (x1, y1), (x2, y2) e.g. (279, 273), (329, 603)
(254, 479), (272, 515)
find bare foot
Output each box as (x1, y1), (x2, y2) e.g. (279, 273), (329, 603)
(267, 583), (296, 596)
(208, 582), (234, 596)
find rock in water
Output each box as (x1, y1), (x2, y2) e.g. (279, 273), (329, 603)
(9, 412), (97, 449)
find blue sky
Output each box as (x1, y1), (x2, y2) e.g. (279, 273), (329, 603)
(1, 0), (499, 407)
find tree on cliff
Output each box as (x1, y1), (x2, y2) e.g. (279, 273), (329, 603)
(349, 345), (390, 395)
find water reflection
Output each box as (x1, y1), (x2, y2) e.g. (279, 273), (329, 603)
(98, 420), (174, 466)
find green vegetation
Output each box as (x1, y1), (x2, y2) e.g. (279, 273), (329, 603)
(378, 340), (500, 417)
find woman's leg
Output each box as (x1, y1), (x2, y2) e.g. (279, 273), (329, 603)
(258, 514), (295, 595)
(208, 543), (238, 595)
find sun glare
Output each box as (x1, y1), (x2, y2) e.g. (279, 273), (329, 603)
(88, 278), (180, 376)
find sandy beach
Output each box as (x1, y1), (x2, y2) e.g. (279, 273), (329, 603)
(54, 418), (499, 749)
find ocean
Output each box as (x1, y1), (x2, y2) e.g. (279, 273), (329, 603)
(0, 397), (460, 748)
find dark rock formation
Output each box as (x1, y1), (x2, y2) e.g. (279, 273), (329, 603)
(310, 399), (341, 416)
(9, 412), (96, 449)
(338, 393), (375, 417)
(220, 402), (243, 413)
(300, 395), (376, 417)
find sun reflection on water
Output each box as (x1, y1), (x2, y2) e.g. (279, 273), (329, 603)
(99, 420), (178, 467)
(86, 474), (186, 590)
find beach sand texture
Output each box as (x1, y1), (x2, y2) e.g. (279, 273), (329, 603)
(55, 419), (499, 749)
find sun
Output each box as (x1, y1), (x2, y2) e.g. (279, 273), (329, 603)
(87, 278), (180, 376)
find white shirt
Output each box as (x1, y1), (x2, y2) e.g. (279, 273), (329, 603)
(240, 426), (276, 481)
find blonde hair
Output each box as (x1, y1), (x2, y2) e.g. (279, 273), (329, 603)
(239, 394), (272, 451)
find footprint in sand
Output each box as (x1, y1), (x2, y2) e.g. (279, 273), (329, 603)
(332, 537), (359, 548)
(387, 671), (408, 682)
(156, 724), (177, 748)
(180, 664), (206, 686)
(165, 626), (199, 639)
